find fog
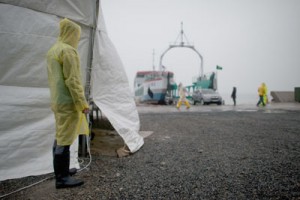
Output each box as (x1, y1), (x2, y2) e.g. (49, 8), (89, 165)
(101, 0), (300, 97)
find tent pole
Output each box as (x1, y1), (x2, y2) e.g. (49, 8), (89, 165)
(82, 0), (99, 157)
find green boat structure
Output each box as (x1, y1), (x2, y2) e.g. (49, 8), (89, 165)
(165, 72), (217, 105)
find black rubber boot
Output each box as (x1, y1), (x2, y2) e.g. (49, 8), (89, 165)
(54, 150), (84, 189)
(53, 143), (77, 176)
(69, 168), (77, 176)
(56, 175), (84, 189)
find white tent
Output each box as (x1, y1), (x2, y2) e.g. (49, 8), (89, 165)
(0, 0), (144, 181)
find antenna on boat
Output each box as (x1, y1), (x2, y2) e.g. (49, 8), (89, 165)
(159, 22), (204, 78)
(181, 22), (184, 46)
(173, 22), (191, 46)
(152, 49), (155, 71)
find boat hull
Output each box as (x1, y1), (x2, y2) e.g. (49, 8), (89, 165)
(134, 71), (174, 104)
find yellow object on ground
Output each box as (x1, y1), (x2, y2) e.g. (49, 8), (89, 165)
(47, 18), (89, 146)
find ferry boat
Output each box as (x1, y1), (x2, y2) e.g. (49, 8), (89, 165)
(134, 22), (219, 104)
(134, 70), (175, 104)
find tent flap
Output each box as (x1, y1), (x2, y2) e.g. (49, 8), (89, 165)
(0, 0), (143, 181)
(0, 2), (89, 181)
(91, 5), (144, 153)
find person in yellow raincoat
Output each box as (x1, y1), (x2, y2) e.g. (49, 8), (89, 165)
(176, 83), (191, 110)
(47, 18), (89, 189)
(256, 83), (266, 107)
(262, 82), (268, 105)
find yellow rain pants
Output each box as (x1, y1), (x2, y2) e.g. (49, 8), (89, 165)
(176, 100), (190, 109)
(47, 18), (89, 146)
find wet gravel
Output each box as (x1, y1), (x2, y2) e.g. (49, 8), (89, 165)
(1, 108), (300, 199)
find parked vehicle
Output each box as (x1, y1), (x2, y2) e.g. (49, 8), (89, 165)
(192, 89), (222, 105)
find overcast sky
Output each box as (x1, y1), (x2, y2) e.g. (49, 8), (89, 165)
(101, 0), (300, 96)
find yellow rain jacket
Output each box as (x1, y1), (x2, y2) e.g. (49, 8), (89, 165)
(179, 87), (187, 101)
(258, 85), (265, 96)
(262, 83), (268, 104)
(47, 18), (89, 146)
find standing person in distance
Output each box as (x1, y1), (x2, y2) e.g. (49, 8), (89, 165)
(231, 86), (237, 106)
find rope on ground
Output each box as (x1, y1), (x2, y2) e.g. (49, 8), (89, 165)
(0, 134), (93, 199)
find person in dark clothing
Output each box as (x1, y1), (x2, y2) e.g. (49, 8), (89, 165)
(231, 87), (237, 106)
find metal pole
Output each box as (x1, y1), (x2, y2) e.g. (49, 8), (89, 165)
(159, 46), (203, 78)
(82, 0), (98, 157)
(180, 22), (184, 46)
(152, 49), (155, 71)
(216, 69), (218, 91)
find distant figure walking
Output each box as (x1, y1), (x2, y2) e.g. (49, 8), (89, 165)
(176, 83), (190, 110)
(256, 83), (266, 107)
(262, 82), (268, 104)
(231, 87), (237, 106)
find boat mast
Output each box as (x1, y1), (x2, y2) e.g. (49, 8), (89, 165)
(152, 49), (155, 71)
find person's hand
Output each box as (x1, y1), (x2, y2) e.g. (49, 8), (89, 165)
(82, 108), (89, 114)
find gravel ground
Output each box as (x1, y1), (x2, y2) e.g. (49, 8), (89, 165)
(1, 105), (300, 199)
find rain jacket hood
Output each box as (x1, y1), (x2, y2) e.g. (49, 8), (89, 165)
(59, 18), (81, 49)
